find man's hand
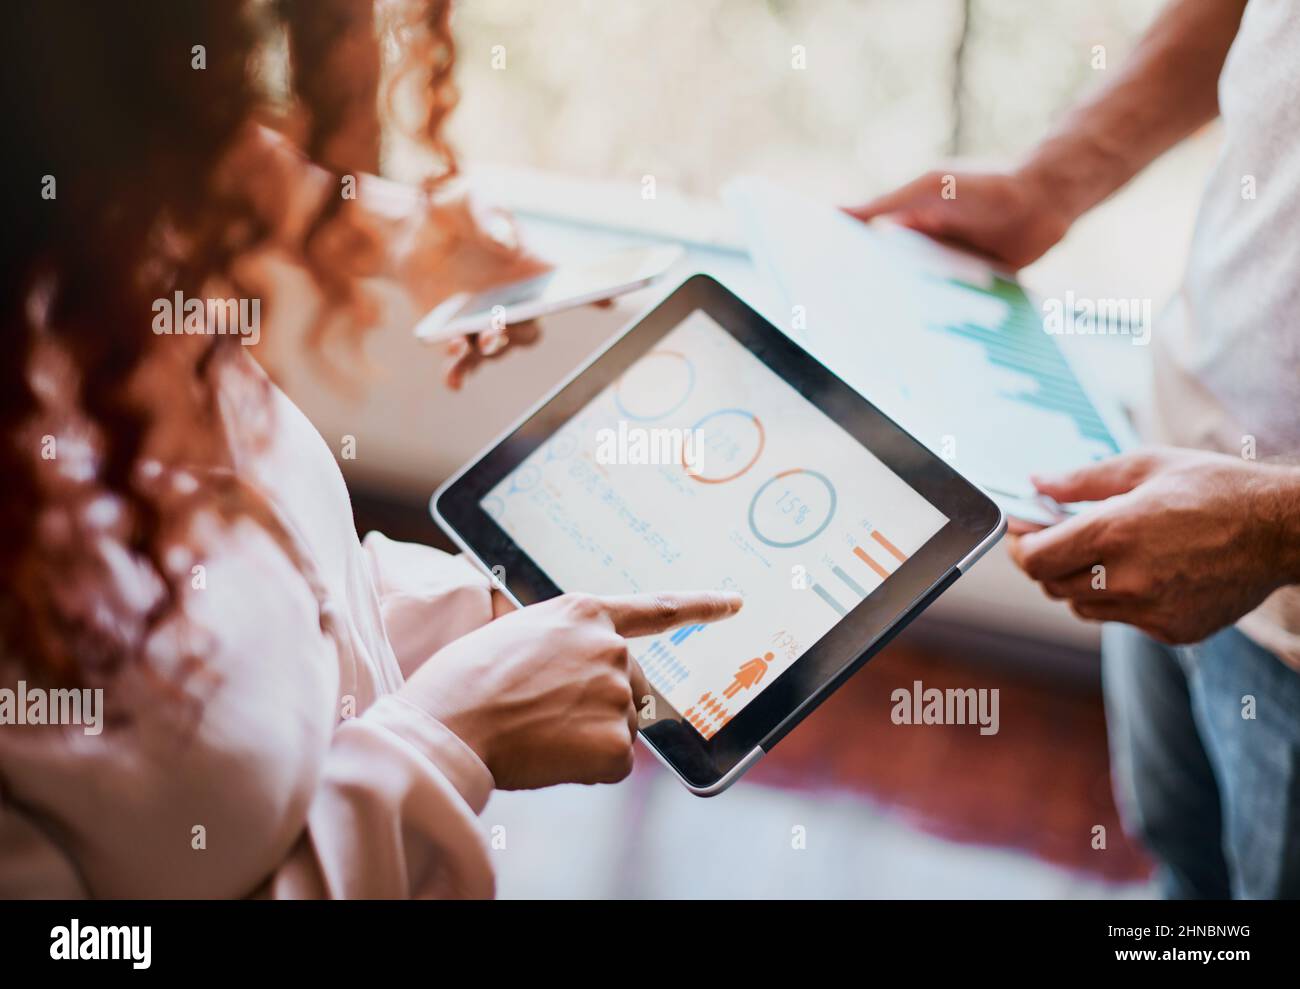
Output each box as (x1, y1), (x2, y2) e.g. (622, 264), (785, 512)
(845, 168), (1074, 270)
(847, 1), (1249, 270)
(1007, 447), (1300, 645)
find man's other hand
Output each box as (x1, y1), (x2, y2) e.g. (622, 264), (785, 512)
(1008, 447), (1300, 645)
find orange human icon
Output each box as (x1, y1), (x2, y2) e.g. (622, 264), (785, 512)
(724, 651), (774, 698)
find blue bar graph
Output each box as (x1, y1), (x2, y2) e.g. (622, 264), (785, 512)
(670, 623), (706, 646)
(638, 640), (692, 694)
(831, 564), (866, 598)
(812, 582), (847, 616)
(934, 276), (1121, 451)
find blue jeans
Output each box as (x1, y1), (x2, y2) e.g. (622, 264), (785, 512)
(1103, 622), (1300, 898)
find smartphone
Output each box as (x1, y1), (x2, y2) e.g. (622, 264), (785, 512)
(985, 485), (1086, 528)
(413, 244), (684, 342)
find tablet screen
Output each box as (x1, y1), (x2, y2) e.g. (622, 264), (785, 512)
(481, 310), (948, 739)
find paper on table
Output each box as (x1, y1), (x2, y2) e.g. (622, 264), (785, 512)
(723, 176), (1136, 523)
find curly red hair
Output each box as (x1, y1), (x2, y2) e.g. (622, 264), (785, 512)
(0, 0), (460, 686)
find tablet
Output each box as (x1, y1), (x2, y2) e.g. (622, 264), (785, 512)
(433, 275), (1004, 795)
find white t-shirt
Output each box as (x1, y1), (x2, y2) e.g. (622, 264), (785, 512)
(1145, 0), (1300, 667)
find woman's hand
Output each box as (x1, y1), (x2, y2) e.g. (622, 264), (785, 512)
(844, 167), (1075, 270)
(439, 317), (543, 391)
(440, 298), (615, 390)
(314, 171), (550, 387)
(401, 590), (744, 789)
(390, 194), (551, 389)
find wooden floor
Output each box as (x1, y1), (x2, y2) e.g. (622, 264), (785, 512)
(354, 490), (1152, 885)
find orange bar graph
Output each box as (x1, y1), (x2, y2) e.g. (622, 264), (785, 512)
(871, 529), (907, 563)
(853, 545), (890, 580)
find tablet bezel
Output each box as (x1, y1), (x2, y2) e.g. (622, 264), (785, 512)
(434, 274), (1004, 795)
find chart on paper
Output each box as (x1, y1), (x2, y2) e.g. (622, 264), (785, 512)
(723, 176), (1134, 512)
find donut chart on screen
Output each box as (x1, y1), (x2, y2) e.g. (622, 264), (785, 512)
(747, 468), (837, 548)
(682, 407), (765, 484)
(613, 350), (695, 421)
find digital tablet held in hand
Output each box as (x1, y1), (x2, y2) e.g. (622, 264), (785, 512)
(433, 275), (1004, 795)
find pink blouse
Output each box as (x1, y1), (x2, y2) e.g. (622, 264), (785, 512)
(0, 357), (499, 898)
